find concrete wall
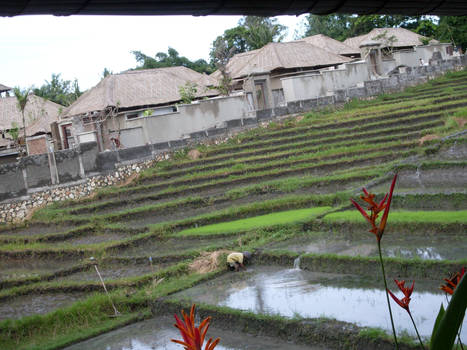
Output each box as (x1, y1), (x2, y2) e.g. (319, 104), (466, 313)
(120, 127), (145, 148)
(281, 61), (370, 102)
(392, 44), (451, 70)
(0, 162), (26, 201)
(123, 94), (252, 144)
(24, 154), (52, 188)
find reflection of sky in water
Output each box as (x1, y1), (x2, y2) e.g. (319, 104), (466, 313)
(64, 316), (318, 350)
(176, 268), (467, 339)
(269, 237), (466, 260)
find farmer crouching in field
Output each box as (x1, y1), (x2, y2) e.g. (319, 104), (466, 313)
(227, 251), (252, 271)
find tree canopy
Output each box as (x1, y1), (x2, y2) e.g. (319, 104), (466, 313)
(437, 16), (467, 52)
(132, 47), (214, 74)
(33, 74), (82, 107)
(301, 15), (467, 51)
(210, 16), (287, 64)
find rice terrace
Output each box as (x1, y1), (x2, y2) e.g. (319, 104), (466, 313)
(1, 70), (466, 350)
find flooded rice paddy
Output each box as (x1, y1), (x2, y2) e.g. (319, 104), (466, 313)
(0, 292), (88, 320)
(64, 316), (325, 350)
(55, 261), (168, 282)
(0, 257), (79, 281)
(172, 266), (467, 339)
(266, 233), (467, 260)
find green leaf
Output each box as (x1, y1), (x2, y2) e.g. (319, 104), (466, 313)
(430, 274), (467, 350)
(430, 303), (445, 347)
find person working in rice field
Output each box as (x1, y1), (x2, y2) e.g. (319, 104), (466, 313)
(227, 251), (251, 271)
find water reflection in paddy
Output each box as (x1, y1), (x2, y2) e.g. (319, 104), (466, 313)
(266, 234), (467, 260)
(173, 266), (467, 339)
(64, 316), (323, 350)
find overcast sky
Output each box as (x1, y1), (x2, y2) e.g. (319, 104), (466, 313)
(0, 15), (306, 91)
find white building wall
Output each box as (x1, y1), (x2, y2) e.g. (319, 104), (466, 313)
(123, 94), (252, 144)
(281, 61), (370, 103)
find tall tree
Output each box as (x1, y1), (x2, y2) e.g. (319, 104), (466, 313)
(302, 14), (437, 41)
(302, 14), (353, 41)
(33, 73), (82, 107)
(210, 16), (287, 63)
(132, 47), (214, 74)
(13, 87), (30, 156)
(437, 16), (467, 51)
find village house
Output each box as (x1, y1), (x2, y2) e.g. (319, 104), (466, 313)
(211, 40), (353, 111)
(59, 66), (219, 150)
(0, 85), (62, 163)
(343, 27), (454, 74)
(60, 27), (457, 151)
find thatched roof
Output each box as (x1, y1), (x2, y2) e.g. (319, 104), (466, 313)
(0, 94), (62, 135)
(301, 34), (360, 56)
(210, 49), (261, 81)
(2, 0), (465, 16)
(211, 41), (351, 81)
(64, 66), (219, 117)
(344, 27), (438, 50)
(0, 84), (11, 93)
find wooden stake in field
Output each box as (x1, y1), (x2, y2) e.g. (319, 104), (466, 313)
(90, 257), (120, 317)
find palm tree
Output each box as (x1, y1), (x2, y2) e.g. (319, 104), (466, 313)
(13, 87), (30, 156)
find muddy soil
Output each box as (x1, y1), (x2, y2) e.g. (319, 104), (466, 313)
(265, 232), (467, 261)
(55, 262), (169, 283)
(172, 266), (466, 338)
(119, 170), (369, 206)
(370, 167), (467, 195)
(117, 236), (240, 258)
(0, 223), (76, 237)
(0, 292), (88, 321)
(0, 257), (79, 281)
(64, 232), (133, 246)
(63, 315), (324, 350)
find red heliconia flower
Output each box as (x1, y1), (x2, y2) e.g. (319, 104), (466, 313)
(171, 304), (220, 350)
(387, 279), (415, 312)
(440, 267), (465, 295)
(350, 174), (397, 242)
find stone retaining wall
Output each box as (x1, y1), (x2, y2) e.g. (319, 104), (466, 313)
(0, 154), (166, 223)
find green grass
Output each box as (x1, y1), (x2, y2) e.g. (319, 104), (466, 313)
(178, 206), (332, 236)
(323, 210), (467, 224)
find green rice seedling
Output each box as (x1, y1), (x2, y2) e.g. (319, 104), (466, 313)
(323, 210), (467, 224)
(178, 207), (332, 236)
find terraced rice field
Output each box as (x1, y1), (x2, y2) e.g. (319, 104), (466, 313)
(0, 70), (466, 350)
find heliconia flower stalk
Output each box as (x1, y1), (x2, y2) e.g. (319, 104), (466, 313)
(350, 174), (397, 242)
(350, 174), (399, 349)
(440, 267), (465, 295)
(388, 280), (425, 350)
(171, 304), (220, 350)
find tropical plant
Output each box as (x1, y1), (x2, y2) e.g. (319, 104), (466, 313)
(352, 176), (466, 349)
(171, 304), (220, 350)
(431, 267), (466, 350)
(351, 174), (399, 348)
(6, 122), (20, 147)
(179, 82), (198, 104)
